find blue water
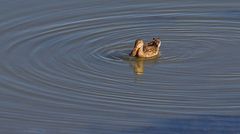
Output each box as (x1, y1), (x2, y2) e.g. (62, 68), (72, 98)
(0, 0), (240, 133)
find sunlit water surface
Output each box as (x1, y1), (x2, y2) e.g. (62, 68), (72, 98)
(0, 0), (240, 133)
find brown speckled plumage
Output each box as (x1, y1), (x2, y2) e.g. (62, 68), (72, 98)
(129, 38), (161, 58)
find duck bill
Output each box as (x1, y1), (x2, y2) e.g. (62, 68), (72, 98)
(129, 47), (138, 56)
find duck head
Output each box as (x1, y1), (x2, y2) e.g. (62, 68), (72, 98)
(129, 39), (144, 56)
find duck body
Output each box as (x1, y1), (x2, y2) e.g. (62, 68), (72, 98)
(129, 38), (161, 58)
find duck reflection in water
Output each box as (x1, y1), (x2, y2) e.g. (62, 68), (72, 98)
(129, 38), (161, 75)
(131, 57), (159, 75)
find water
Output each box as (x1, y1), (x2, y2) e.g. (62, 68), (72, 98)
(1, 0), (240, 133)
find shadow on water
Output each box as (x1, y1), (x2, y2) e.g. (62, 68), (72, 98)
(123, 115), (240, 134)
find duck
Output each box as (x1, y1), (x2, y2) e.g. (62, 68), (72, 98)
(129, 38), (161, 58)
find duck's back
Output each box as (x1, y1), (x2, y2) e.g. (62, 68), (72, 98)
(143, 45), (158, 52)
(142, 45), (159, 58)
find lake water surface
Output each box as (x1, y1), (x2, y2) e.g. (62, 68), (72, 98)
(1, 0), (240, 133)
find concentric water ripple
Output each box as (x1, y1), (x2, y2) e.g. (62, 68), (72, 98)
(1, 0), (240, 133)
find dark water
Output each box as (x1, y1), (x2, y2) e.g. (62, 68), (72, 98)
(1, 0), (240, 133)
